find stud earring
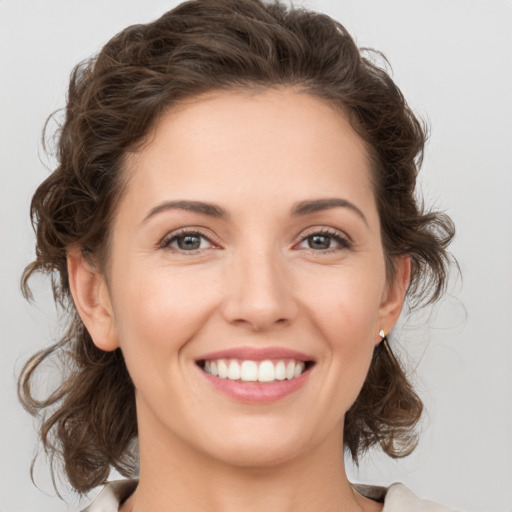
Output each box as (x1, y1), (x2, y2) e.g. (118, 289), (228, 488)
(379, 329), (387, 340)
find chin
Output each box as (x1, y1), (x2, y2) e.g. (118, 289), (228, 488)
(196, 417), (324, 469)
(213, 439), (305, 469)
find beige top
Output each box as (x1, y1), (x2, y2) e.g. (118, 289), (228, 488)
(81, 479), (456, 511)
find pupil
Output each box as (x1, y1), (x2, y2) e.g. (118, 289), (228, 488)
(178, 235), (200, 250)
(309, 234), (330, 249)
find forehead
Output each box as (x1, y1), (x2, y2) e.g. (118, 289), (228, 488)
(121, 88), (376, 221)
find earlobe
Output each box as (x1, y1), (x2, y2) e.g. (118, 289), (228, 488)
(377, 255), (411, 342)
(67, 247), (119, 352)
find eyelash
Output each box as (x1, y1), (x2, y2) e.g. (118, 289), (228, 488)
(160, 228), (218, 252)
(160, 227), (352, 254)
(296, 228), (352, 253)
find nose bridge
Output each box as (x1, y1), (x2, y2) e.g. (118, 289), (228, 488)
(221, 237), (298, 330)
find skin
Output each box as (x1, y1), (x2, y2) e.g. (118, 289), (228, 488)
(68, 88), (409, 512)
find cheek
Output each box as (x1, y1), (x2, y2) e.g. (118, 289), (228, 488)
(303, 264), (385, 343)
(299, 265), (384, 406)
(109, 266), (218, 379)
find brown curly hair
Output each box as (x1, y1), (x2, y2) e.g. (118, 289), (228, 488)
(19, 0), (454, 494)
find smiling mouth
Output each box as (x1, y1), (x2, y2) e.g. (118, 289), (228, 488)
(197, 359), (315, 383)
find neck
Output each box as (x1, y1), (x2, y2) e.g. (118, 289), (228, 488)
(123, 416), (379, 512)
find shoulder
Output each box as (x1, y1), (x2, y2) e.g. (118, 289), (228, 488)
(355, 482), (457, 512)
(81, 480), (137, 512)
(83, 480), (456, 512)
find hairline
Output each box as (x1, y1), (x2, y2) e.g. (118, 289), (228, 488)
(96, 83), (398, 287)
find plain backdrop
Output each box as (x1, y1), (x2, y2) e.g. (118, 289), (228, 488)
(1, 1), (511, 511)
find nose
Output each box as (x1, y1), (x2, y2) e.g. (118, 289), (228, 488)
(220, 245), (299, 332)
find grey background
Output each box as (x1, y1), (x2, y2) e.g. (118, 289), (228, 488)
(1, 0), (511, 510)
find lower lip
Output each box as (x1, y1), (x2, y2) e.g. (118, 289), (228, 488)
(198, 366), (313, 404)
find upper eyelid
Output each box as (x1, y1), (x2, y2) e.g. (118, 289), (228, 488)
(292, 227), (353, 254)
(160, 227), (219, 248)
(159, 225), (351, 248)
(296, 226), (352, 243)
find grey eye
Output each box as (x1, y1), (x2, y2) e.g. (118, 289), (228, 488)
(307, 234), (333, 250)
(177, 234), (202, 250)
(164, 231), (213, 251)
(296, 230), (351, 252)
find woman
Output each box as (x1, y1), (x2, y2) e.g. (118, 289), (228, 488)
(19, 0), (455, 510)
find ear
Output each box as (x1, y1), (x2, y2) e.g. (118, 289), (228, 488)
(67, 247), (119, 352)
(376, 255), (411, 343)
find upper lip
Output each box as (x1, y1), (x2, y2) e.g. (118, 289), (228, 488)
(196, 347), (315, 362)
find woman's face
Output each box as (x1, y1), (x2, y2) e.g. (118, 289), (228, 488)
(74, 88), (408, 468)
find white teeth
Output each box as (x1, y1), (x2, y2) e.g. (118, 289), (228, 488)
(286, 361), (295, 380)
(275, 361), (286, 381)
(202, 358), (308, 382)
(218, 359), (228, 379)
(294, 362), (305, 378)
(240, 360), (258, 381)
(227, 360), (241, 380)
(258, 360), (275, 382)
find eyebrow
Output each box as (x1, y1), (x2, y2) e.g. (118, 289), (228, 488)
(291, 198), (368, 226)
(142, 200), (229, 224)
(142, 197), (367, 225)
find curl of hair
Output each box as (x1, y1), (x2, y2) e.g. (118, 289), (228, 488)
(19, 0), (455, 493)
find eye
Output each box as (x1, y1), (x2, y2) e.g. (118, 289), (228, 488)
(161, 229), (215, 252)
(296, 229), (351, 252)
